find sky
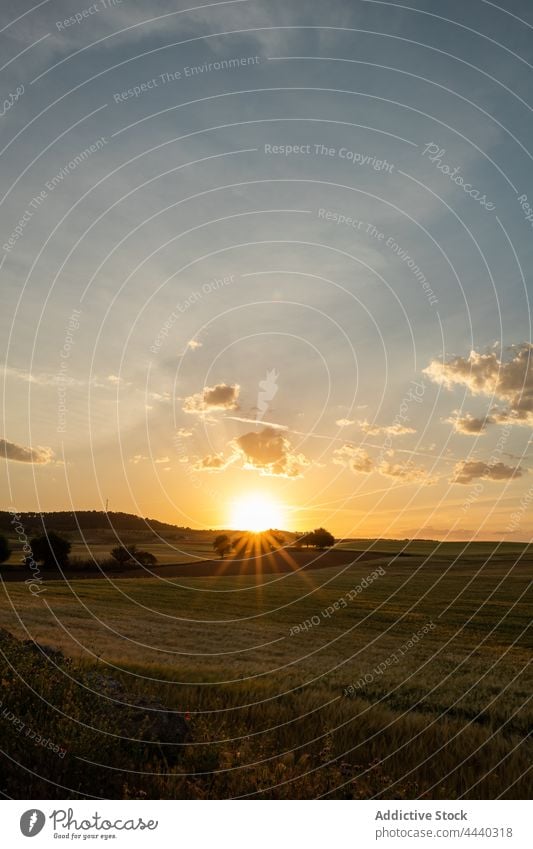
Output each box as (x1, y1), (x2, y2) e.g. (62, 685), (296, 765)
(1, 0), (532, 539)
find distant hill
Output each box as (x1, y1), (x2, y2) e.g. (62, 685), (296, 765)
(0, 510), (190, 535)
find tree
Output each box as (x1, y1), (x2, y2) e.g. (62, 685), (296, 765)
(110, 545), (135, 564)
(136, 550), (157, 567)
(30, 532), (71, 569)
(297, 532), (315, 548)
(110, 544), (157, 567)
(311, 527), (335, 549)
(296, 528), (335, 549)
(0, 535), (11, 564)
(213, 534), (232, 559)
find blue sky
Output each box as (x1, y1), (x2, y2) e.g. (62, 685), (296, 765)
(1, 0), (532, 537)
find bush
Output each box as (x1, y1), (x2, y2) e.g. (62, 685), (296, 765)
(136, 551), (157, 567)
(30, 532), (71, 569)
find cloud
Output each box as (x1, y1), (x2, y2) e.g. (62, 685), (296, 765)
(107, 374), (132, 387)
(226, 415), (288, 429)
(333, 444), (374, 473)
(0, 439), (54, 464)
(425, 344), (533, 425)
(358, 419), (416, 436)
(193, 453), (235, 472)
(447, 412), (495, 435)
(187, 339), (202, 350)
(183, 382), (240, 415)
(378, 460), (437, 484)
(2, 366), (82, 387)
(231, 426), (309, 477)
(131, 454), (171, 465)
(176, 428), (193, 438)
(148, 391), (172, 403)
(333, 444), (435, 482)
(336, 418), (355, 427)
(450, 460), (524, 484)
(2, 366), (55, 385)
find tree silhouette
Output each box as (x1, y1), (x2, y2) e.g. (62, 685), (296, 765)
(30, 532), (71, 569)
(110, 545), (134, 565)
(296, 528), (335, 549)
(312, 527), (335, 549)
(110, 544), (157, 567)
(213, 534), (232, 559)
(297, 532), (315, 548)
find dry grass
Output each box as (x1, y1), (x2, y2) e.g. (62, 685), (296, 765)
(0, 549), (531, 799)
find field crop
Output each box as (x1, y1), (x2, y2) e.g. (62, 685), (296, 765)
(0, 544), (530, 799)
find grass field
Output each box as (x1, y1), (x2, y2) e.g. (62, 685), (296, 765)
(3, 527), (218, 567)
(0, 541), (531, 799)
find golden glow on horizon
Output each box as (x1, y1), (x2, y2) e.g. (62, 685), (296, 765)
(229, 493), (287, 532)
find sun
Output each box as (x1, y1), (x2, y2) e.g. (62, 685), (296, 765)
(229, 493), (286, 532)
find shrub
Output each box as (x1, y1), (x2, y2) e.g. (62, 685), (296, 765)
(30, 532), (71, 569)
(110, 545), (157, 568)
(136, 550), (157, 567)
